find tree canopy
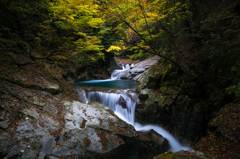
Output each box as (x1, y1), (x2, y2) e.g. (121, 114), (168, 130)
(0, 0), (239, 97)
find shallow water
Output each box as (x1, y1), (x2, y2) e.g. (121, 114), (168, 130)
(76, 79), (136, 89)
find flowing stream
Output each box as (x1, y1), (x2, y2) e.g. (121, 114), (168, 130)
(77, 65), (190, 152)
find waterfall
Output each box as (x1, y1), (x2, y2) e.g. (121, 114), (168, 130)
(111, 64), (132, 80)
(86, 90), (190, 152)
(87, 91), (136, 125)
(79, 63), (190, 152)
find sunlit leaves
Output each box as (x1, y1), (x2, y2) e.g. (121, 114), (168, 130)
(87, 18), (104, 28)
(106, 45), (122, 52)
(47, 0), (107, 64)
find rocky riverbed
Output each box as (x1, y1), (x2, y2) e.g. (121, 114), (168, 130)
(1, 52), (239, 159)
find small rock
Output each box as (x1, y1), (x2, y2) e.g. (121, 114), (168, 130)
(117, 96), (127, 108)
(46, 83), (60, 94)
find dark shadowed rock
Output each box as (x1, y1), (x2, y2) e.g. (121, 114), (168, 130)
(117, 96), (127, 108)
(196, 102), (240, 159)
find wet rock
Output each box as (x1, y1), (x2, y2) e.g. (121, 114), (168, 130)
(117, 96), (127, 108)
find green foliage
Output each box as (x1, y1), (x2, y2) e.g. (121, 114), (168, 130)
(0, 0), (112, 65)
(47, 0), (107, 64)
(107, 45), (122, 53)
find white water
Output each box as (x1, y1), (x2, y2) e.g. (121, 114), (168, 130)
(84, 64), (190, 152)
(87, 90), (136, 124)
(111, 64), (133, 79)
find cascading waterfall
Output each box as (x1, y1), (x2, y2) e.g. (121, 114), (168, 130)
(80, 64), (190, 152)
(87, 91), (136, 125)
(111, 64), (134, 79)
(86, 90), (190, 152)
